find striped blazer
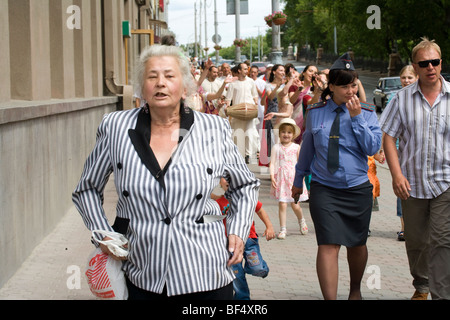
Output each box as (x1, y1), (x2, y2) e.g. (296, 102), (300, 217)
(72, 104), (260, 296)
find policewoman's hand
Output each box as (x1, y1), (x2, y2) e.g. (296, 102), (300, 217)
(346, 95), (361, 118)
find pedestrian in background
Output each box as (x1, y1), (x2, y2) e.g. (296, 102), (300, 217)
(380, 37), (450, 300)
(367, 150), (385, 212)
(291, 53), (382, 300)
(249, 65), (268, 160)
(225, 63), (259, 164)
(263, 64), (286, 160)
(297, 64), (319, 195)
(385, 64), (418, 241)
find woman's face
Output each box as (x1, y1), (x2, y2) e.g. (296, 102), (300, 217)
(400, 70), (418, 87)
(329, 81), (359, 105)
(303, 66), (318, 83)
(142, 56), (186, 109)
(274, 66), (285, 80)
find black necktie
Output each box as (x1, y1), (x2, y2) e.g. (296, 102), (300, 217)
(327, 108), (342, 174)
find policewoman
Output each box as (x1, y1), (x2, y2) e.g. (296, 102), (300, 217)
(291, 53), (382, 300)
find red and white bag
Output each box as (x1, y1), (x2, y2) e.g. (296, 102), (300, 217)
(85, 230), (129, 300)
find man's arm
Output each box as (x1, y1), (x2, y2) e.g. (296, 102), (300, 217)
(383, 134), (411, 200)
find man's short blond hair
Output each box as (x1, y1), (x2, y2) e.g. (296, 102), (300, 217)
(412, 37), (442, 63)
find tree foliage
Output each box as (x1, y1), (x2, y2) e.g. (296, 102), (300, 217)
(282, 0), (450, 64)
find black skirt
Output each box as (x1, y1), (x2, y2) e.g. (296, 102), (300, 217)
(309, 180), (373, 247)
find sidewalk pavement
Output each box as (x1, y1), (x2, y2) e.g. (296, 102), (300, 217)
(0, 158), (416, 300)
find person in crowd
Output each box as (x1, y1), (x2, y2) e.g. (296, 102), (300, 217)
(367, 150), (385, 212)
(385, 64), (418, 241)
(297, 65), (319, 194)
(380, 37), (450, 300)
(199, 65), (225, 115)
(219, 62), (232, 81)
(259, 64), (273, 82)
(225, 63), (259, 164)
(270, 118), (308, 239)
(264, 68), (302, 124)
(263, 64), (286, 160)
(212, 177), (275, 300)
(305, 71), (328, 107)
(72, 44), (260, 300)
(249, 65), (268, 160)
(291, 53), (382, 300)
(161, 34), (176, 46)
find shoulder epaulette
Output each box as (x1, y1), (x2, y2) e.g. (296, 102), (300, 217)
(306, 101), (327, 111)
(360, 102), (376, 112)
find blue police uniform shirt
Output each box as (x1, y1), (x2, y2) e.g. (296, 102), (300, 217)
(294, 99), (382, 189)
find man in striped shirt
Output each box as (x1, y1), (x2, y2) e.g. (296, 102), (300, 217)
(380, 37), (450, 300)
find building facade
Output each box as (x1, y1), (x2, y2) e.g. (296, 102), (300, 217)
(0, 0), (169, 287)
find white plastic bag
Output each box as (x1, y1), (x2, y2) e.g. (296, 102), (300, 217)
(92, 230), (129, 258)
(85, 230), (129, 300)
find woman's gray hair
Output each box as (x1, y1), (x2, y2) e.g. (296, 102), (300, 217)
(134, 45), (197, 99)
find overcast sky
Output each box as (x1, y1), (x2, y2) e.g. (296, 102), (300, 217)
(166, 0), (283, 49)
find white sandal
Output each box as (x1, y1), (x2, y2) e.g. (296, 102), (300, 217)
(299, 219), (308, 235)
(277, 230), (287, 239)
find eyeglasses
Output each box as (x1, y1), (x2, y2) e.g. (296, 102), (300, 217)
(415, 59), (441, 68)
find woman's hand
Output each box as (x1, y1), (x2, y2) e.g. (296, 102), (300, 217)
(293, 78), (304, 89)
(264, 112), (275, 121)
(346, 95), (361, 118)
(227, 234), (244, 267)
(99, 236), (128, 261)
(291, 186), (303, 204)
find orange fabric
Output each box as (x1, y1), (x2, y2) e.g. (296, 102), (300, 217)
(367, 156), (380, 198)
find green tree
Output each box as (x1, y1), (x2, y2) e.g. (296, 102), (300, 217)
(282, 0), (450, 65)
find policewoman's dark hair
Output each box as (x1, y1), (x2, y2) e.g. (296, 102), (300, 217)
(321, 69), (358, 101)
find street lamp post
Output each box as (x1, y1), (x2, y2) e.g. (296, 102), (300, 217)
(254, 25), (265, 61)
(235, 0), (241, 63)
(270, 0), (283, 64)
(194, 2), (198, 59)
(214, 0), (220, 63)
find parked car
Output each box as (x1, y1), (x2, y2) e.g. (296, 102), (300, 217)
(251, 61), (268, 75)
(373, 76), (402, 111)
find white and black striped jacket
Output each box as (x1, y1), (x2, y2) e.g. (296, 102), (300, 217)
(72, 104), (260, 296)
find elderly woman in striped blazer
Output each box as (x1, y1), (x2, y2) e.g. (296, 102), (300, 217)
(73, 45), (260, 300)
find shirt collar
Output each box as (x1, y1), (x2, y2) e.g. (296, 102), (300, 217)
(440, 76), (450, 95)
(328, 99), (346, 113)
(412, 75), (450, 96)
